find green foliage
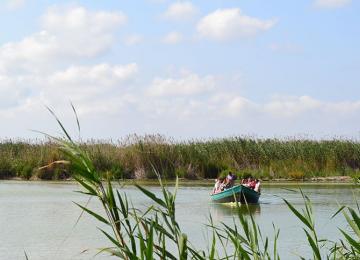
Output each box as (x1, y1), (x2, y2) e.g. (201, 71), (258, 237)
(20, 165), (33, 179)
(175, 167), (187, 178)
(218, 169), (230, 179)
(43, 110), (360, 259)
(65, 136), (360, 259)
(350, 170), (360, 184)
(1, 137), (360, 180)
(0, 158), (16, 179)
(111, 164), (125, 179)
(284, 191), (322, 259)
(285, 191), (360, 260)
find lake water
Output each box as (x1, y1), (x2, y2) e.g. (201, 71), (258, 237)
(0, 181), (358, 259)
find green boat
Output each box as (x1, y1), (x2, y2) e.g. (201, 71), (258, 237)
(211, 185), (260, 204)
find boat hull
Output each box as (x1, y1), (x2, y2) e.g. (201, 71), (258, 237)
(211, 185), (260, 204)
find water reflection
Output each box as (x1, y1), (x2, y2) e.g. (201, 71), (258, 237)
(210, 203), (261, 220)
(0, 182), (357, 259)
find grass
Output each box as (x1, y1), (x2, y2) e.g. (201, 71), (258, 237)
(56, 134), (360, 259)
(41, 110), (359, 259)
(1, 136), (360, 182)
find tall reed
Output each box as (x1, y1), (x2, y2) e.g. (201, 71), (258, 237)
(46, 111), (359, 259)
(1, 136), (360, 181)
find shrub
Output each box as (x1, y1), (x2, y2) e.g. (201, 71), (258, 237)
(20, 165), (34, 179)
(288, 170), (305, 180)
(0, 159), (16, 179)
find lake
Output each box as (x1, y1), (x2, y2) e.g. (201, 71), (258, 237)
(0, 181), (358, 259)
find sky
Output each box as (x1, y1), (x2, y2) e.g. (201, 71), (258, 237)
(0, 0), (359, 140)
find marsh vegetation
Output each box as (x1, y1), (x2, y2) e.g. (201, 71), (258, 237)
(52, 129), (360, 259)
(1, 136), (360, 181)
(2, 112), (359, 259)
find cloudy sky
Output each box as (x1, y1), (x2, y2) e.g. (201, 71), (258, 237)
(0, 0), (359, 140)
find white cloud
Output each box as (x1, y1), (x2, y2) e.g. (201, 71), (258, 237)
(209, 93), (255, 117)
(0, 75), (29, 109)
(124, 34), (143, 46)
(263, 96), (321, 118)
(42, 6), (127, 32)
(162, 31), (183, 44)
(163, 1), (197, 21)
(260, 95), (360, 119)
(0, 31), (56, 74)
(21, 64), (137, 120)
(2, 59), (360, 138)
(0, 5), (134, 118)
(41, 5), (127, 57)
(5, 0), (25, 10)
(314, 0), (351, 8)
(41, 63), (138, 113)
(197, 8), (276, 41)
(0, 0), (358, 139)
(0, 5), (127, 74)
(323, 100), (360, 114)
(144, 80), (360, 126)
(48, 63), (138, 90)
(0, 62), (138, 117)
(126, 82), (360, 138)
(0, 4), (132, 122)
(148, 71), (216, 96)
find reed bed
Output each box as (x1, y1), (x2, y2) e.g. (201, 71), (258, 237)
(20, 110), (360, 259)
(51, 127), (360, 260)
(1, 136), (360, 181)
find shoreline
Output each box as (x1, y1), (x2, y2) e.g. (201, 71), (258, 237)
(1, 175), (358, 186)
(2, 138), (360, 181)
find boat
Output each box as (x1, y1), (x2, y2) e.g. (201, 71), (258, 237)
(210, 185), (260, 204)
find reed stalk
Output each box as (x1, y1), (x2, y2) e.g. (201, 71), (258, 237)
(44, 109), (359, 259)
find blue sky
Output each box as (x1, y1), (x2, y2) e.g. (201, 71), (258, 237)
(0, 0), (359, 139)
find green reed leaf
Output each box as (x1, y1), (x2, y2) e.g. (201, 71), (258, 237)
(284, 198), (313, 230)
(73, 202), (109, 225)
(304, 229), (321, 260)
(135, 184), (167, 208)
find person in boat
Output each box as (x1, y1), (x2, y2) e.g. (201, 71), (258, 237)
(242, 175), (252, 187)
(212, 177), (224, 194)
(224, 171), (236, 189)
(241, 176), (249, 186)
(248, 177), (257, 190)
(254, 179), (261, 193)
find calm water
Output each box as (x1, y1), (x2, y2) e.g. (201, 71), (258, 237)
(0, 181), (358, 259)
